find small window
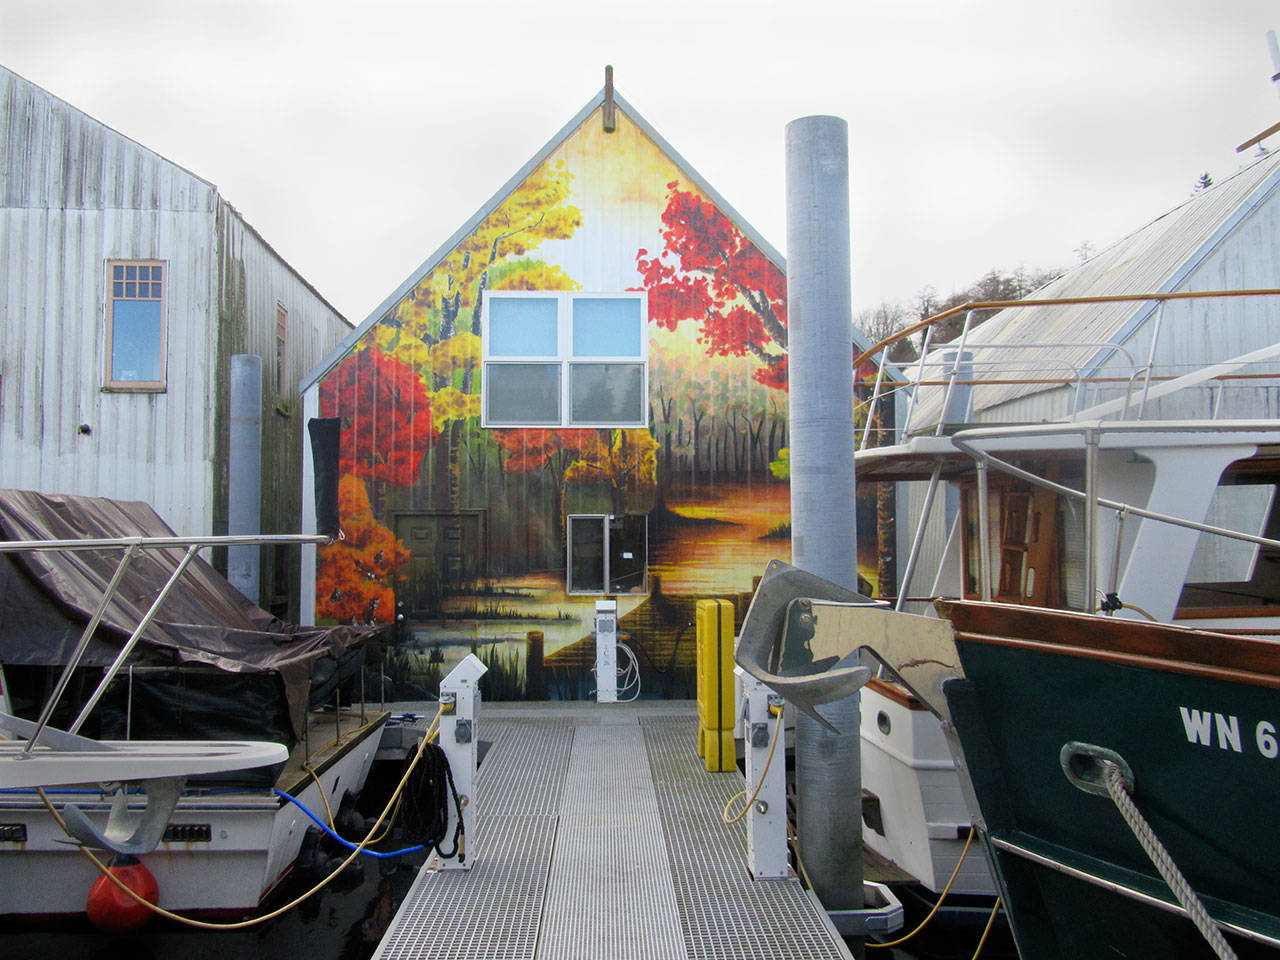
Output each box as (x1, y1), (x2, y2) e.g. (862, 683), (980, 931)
(482, 292), (647, 428)
(276, 304), (288, 395)
(567, 514), (647, 595)
(105, 260), (166, 390)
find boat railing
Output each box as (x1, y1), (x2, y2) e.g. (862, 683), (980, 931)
(893, 419), (1280, 614)
(0, 531), (332, 757)
(856, 288), (1280, 450)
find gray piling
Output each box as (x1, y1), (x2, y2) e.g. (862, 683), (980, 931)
(228, 354), (263, 603)
(785, 115), (864, 915)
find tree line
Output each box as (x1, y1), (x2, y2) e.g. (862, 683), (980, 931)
(854, 262), (1073, 362)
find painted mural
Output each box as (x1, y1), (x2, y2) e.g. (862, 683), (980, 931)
(315, 104), (893, 701)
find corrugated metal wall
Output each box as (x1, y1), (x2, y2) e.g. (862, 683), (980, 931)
(1, 67), (221, 535)
(212, 203), (352, 618)
(1, 68), (351, 619)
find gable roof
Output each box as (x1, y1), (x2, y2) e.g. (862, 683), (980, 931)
(946, 148), (1280, 417)
(2, 64), (349, 324)
(303, 86), (879, 391)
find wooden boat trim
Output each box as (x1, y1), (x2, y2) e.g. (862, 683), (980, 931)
(988, 835), (1280, 948)
(941, 600), (1280, 685)
(864, 676), (927, 710)
(277, 711), (388, 798)
(952, 632), (1280, 691)
(1174, 605), (1280, 621)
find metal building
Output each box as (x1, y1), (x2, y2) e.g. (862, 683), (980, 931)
(888, 148), (1280, 604)
(0, 66), (353, 618)
(907, 148), (1280, 431)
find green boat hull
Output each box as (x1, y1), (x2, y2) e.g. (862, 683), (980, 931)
(944, 603), (1280, 958)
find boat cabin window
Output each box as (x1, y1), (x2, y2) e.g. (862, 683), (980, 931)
(1176, 469), (1280, 616)
(961, 472), (1079, 608)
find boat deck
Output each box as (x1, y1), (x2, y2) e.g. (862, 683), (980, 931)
(277, 707), (389, 796)
(373, 701), (852, 960)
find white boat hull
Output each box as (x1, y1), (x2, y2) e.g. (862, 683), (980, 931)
(0, 721), (381, 916)
(859, 681), (995, 897)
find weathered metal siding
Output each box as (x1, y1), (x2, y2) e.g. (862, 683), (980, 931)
(975, 175), (1280, 426)
(1, 63), (352, 613)
(907, 150), (1280, 430)
(212, 202), (350, 618)
(1, 67), (221, 535)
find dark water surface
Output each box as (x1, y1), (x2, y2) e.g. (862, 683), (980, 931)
(0, 763), (1017, 960)
(1, 846), (428, 960)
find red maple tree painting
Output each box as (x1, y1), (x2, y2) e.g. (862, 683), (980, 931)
(319, 347), (440, 487)
(636, 183), (789, 390)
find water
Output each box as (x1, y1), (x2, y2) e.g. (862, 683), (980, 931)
(1, 846), (428, 960)
(2, 870), (1017, 960)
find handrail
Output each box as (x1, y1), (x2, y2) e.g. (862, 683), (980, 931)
(854, 288), (1280, 369)
(11, 531), (333, 756)
(856, 288), (1280, 445)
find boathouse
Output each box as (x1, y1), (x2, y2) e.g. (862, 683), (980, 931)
(300, 81), (898, 697)
(0, 66), (354, 619)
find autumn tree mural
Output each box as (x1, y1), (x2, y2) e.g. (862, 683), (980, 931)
(352, 159), (585, 509)
(637, 183), (789, 390)
(316, 475), (411, 624)
(637, 183), (790, 490)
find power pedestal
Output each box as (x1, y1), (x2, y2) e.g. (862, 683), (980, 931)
(436, 653), (486, 870)
(739, 669), (790, 879)
(595, 599), (618, 703)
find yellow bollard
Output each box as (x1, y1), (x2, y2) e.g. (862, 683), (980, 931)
(695, 598), (736, 772)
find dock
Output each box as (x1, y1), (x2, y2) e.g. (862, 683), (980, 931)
(373, 701), (853, 960)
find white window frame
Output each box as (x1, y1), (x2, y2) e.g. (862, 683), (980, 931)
(566, 513), (649, 596)
(481, 291), (648, 428)
(104, 259), (168, 392)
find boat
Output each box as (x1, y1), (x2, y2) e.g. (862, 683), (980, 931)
(799, 266), (1280, 916)
(0, 487), (389, 918)
(738, 571), (1280, 956)
(728, 258), (1280, 948)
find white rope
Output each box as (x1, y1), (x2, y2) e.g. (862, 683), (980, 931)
(1102, 763), (1237, 960)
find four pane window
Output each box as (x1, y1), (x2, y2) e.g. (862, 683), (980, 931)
(482, 292), (647, 428)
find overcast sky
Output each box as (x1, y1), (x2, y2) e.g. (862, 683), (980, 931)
(3, 1), (1278, 325)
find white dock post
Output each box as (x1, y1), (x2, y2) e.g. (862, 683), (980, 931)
(436, 654), (486, 870)
(595, 600), (618, 703)
(740, 669), (790, 879)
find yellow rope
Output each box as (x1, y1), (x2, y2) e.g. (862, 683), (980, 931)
(969, 896), (1002, 959)
(866, 828), (974, 948)
(722, 706), (784, 825)
(303, 764), (336, 829)
(39, 704), (445, 931)
(786, 820), (816, 890)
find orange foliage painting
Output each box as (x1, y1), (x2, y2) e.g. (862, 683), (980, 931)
(319, 347), (440, 487)
(316, 476), (410, 624)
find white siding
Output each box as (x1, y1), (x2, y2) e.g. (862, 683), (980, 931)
(1, 67), (221, 535)
(1, 66), (350, 567)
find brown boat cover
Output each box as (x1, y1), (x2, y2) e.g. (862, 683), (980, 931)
(0, 489), (377, 737)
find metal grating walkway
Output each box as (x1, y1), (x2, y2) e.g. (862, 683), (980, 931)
(373, 702), (852, 960)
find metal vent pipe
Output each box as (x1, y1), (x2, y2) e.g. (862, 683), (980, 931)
(785, 115), (864, 914)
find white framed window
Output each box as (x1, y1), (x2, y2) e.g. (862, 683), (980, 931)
(567, 514), (648, 595)
(105, 260), (167, 390)
(482, 291), (648, 428)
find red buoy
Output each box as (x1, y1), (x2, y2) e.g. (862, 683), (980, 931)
(86, 855), (158, 932)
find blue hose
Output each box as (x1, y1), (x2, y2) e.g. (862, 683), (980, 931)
(272, 789), (423, 858)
